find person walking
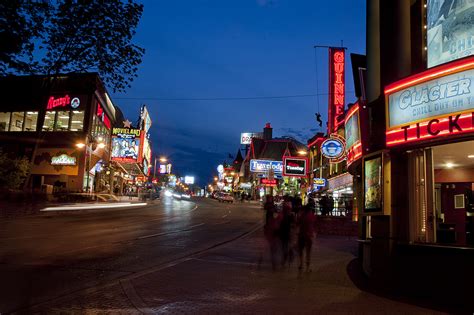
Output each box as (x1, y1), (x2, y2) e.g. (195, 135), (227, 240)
(259, 195), (279, 271)
(297, 204), (316, 273)
(278, 198), (293, 268)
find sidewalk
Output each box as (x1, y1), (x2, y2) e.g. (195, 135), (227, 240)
(38, 230), (450, 314)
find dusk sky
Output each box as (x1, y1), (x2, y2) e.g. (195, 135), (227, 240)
(112, 0), (366, 184)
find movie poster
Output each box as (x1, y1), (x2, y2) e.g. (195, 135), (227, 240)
(364, 156), (382, 211)
(427, 0), (474, 68)
(111, 128), (142, 163)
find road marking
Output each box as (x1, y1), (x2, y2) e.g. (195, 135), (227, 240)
(221, 214), (228, 218)
(137, 223), (205, 240)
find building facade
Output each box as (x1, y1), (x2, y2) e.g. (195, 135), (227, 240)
(0, 73), (118, 193)
(359, 0), (474, 297)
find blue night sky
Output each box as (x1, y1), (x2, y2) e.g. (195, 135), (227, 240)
(112, 0), (366, 185)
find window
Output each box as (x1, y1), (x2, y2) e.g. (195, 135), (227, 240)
(43, 111), (56, 131)
(10, 112), (25, 131)
(56, 111), (70, 131)
(0, 112), (10, 132)
(71, 111), (84, 131)
(24, 112), (38, 132)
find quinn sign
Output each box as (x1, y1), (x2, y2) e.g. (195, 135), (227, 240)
(386, 57), (474, 147)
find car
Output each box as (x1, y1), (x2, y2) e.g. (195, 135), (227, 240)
(217, 192), (234, 203)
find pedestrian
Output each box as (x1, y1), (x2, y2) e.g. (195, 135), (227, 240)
(297, 204), (316, 273)
(241, 192), (246, 203)
(328, 195), (334, 216)
(278, 198), (293, 268)
(259, 195), (279, 271)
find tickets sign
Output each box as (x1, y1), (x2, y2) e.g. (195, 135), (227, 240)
(385, 57), (474, 147)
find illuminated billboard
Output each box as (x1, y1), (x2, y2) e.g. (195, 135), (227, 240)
(140, 105), (152, 133)
(111, 128), (142, 163)
(344, 104), (362, 165)
(184, 176), (195, 184)
(282, 157), (308, 177)
(385, 57), (474, 147)
(364, 156), (382, 212)
(240, 132), (263, 145)
(427, 0), (474, 68)
(159, 164), (167, 174)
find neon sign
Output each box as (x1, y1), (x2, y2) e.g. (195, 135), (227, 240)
(321, 134), (346, 163)
(328, 48), (345, 133)
(96, 103), (111, 129)
(261, 178), (277, 186)
(46, 95), (71, 110)
(282, 157), (308, 177)
(51, 154), (76, 166)
(385, 57), (474, 147)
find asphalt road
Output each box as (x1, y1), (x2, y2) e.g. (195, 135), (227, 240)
(0, 197), (263, 313)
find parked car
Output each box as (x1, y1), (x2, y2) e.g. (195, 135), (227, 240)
(217, 192), (234, 203)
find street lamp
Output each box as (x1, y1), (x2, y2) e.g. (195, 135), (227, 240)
(214, 177), (218, 181)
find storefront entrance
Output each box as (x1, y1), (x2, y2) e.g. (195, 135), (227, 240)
(409, 141), (474, 247)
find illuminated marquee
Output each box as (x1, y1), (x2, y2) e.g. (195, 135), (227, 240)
(344, 103), (362, 165)
(385, 57), (474, 147)
(328, 48), (345, 133)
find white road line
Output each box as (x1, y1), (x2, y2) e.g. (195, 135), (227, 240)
(221, 214), (228, 218)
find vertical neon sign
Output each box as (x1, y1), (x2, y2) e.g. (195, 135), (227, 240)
(328, 48), (345, 133)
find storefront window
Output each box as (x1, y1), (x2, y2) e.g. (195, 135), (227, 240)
(24, 112), (38, 131)
(70, 111), (84, 131)
(0, 112), (10, 132)
(43, 111), (56, 131)
(10, 112), (25, 131)
(56, 111), (70, 131)
(409, 141), (474, 247)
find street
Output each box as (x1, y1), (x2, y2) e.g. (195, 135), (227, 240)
(0, 198), (448, 314)
(0, 198), (262, 313)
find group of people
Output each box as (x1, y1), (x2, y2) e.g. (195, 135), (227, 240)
(260, 195), (316, 273)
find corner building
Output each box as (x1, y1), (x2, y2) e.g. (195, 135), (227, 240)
(361, 0), (474, 299)
(0, 73), (118, 192)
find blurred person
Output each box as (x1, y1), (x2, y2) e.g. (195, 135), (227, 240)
(258, 195), (279, 271)
(278, 197), (294, 268)
(297, 204), (316, 273)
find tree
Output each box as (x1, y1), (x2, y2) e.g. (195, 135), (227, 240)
(0, 152), (30, 190)
(0, 0), (145, 92)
